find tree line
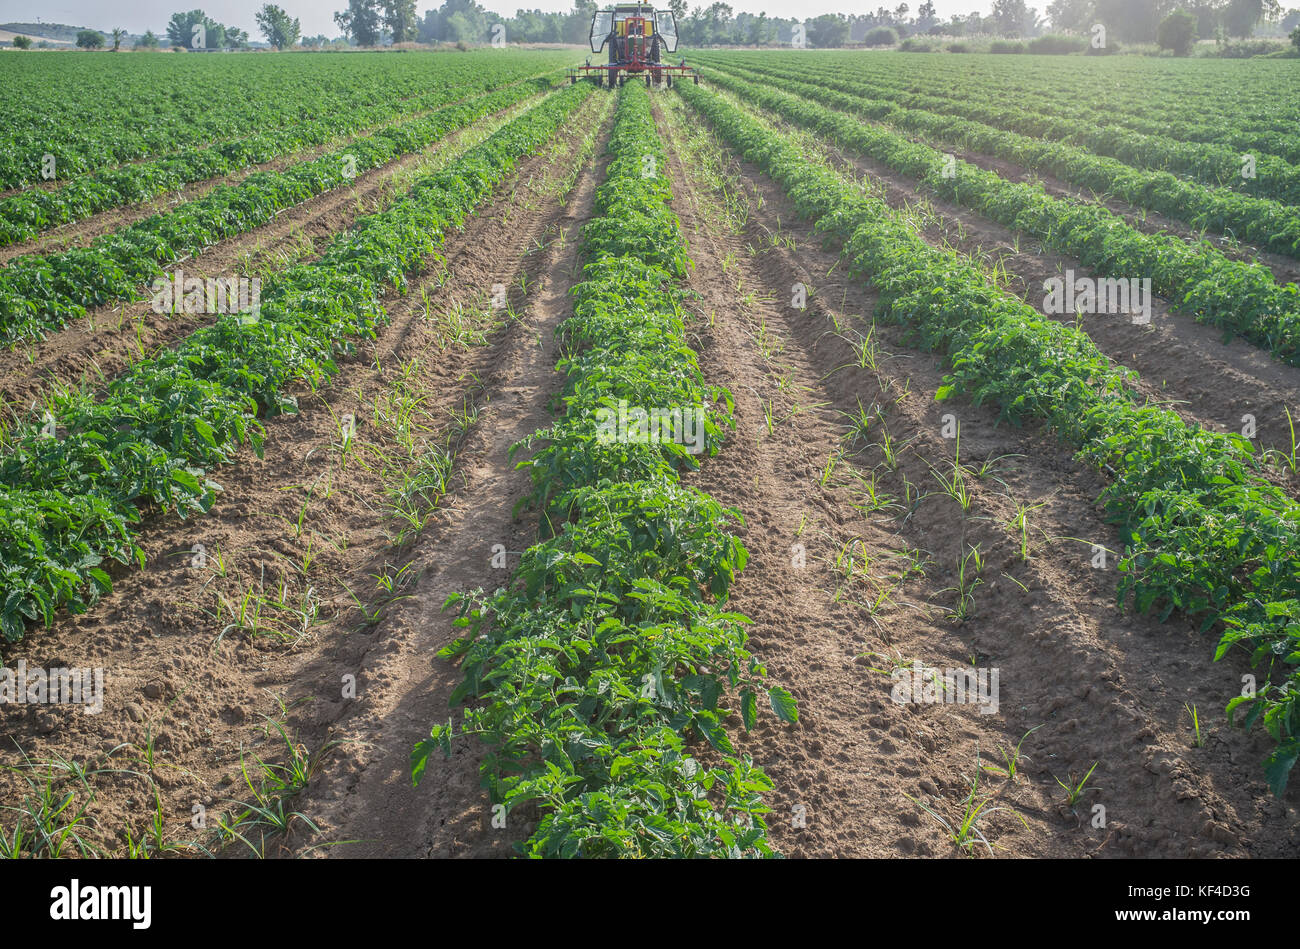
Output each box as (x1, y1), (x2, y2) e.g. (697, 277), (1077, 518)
(35, 0), (1300, 51)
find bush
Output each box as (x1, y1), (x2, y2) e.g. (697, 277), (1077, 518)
(947, 41), (970, 53)
(899, 38), (933, 52)
(989, 39), (1025, 53)
(1157, 10), (1197, 56)
(1215, 38), (1286, 58)
(12, 34), (32, 49)
(1292, 25), (1300, 50)
(1027, 33), (1085, 54)
(75, 29), (106, 49)
(863, 26), (899, 47)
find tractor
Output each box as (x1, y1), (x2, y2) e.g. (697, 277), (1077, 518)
(567, 4), (699, 88)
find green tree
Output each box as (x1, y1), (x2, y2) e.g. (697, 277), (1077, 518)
(991, 0), (1029, 35)
(136, 30), (160, 48)
(1092, 0), (1165, 41)
(1046, 0), (1093, 31)
(381, 0), (420, 42)
(75, 29), (106, 49)
(1224, 0), (1280, 36)
(807, 13), (850, 46)
(1292, 23), (1300, 44)
(12, 34), (32, 48)
(111, 28), (125, 50)
(166, 10), (226, 49)
(256, 4), (302, 48)
(1158, 8), (1198, 52)
(420, 0), (490, 42)
(335, 0), (383, 45)
(562, 2), (597, 44)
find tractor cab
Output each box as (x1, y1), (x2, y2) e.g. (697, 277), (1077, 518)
(568, 5), (698, 88)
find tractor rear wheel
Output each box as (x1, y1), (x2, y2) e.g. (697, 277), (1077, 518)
(607, 68), (618, 88)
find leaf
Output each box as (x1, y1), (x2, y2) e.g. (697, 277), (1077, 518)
(768, 686), (799, 724)
(1263, 738), (1300, 799)
(740, 689), (757, 731)
(170, 468), (201, 493)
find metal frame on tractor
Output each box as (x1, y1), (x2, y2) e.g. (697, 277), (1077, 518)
(566, 4), (699, 87)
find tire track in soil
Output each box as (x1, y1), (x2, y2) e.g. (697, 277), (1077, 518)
(0, 91), (553, 417)
(279, 102), (616, 860)
(0, 94), (612, 859)
(662, 94), (1300, 859)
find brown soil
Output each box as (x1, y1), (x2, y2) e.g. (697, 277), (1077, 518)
(720, 66), (1300, 285)
(787, 118), (1300, 467)
(657, 94), (1300, 858)
(0, 80), (548, 266)
(0, 92), (613, 859)
(942, 138), (1300, 288)
(0, 92), (550, 422)
(1, 81), (1297, 863)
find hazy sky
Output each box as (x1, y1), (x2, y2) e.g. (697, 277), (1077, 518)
(0, 1), (995, 38)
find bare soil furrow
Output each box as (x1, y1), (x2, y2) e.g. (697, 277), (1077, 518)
(0, 95), (610, 859)
(0, 92), (550, 419)
(664, 93), (1300, 859)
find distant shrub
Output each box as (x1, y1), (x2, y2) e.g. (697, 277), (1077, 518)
(1292, 25), (1300, 50)
(12, 34), (32, 49)
(1027, 33), (1085, 54)
(946, 41), (970, 52)
(989, 39), (1025, 53)
(1085, 38), (1122, 54)
(899, 37), (933, 52)
(1216, 38), (1287, 58)
(1157, 10), (1197, 56)
(864, 26), (899, 47)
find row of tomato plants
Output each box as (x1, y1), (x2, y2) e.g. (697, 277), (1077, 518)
(701, 65), (1300, 367)
(705, 56), (1300, 260)
(412, 81), (795, 858)
(676, 80), (1300, 796)
(0, 76), (560, 344)
(0, 83), (595, 644)
(757, 51), (1300, 168)
(772, 59), (1300, 209)
(0, 52), (573, 190)
(0, 64), (556, 246)
(753, 52), (1300, 166)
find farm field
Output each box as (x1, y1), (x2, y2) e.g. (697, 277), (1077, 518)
(0, 46), (1297, 863)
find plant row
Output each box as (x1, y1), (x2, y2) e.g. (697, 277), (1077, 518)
(708, 58), (1300, 260)
(726, 52), (1300, 166)
(714, 51), (1300, 159)
(0, 51), (575, 189)
(0, 83), (595, 644)
(677, 80), (1299, 797)
(729, 57), (1300, 208)
(0, 77), (560, 344)
(0, 65), (556, 246)
(412, 81), (796, 858)
(701, 66), (1300, 366)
